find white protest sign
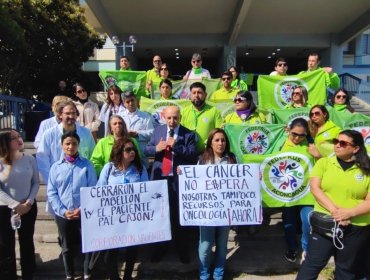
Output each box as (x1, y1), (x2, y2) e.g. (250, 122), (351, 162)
(80, 180), (171, 253)
(179, 164), (262, 226)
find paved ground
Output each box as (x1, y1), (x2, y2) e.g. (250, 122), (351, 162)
(14, 209), (336, 280)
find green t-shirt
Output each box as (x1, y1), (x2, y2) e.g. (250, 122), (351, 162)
(231, 79), (248, 91)
(224, 111), (266, 125)
(146, 68), (162, 83)
(314, 120), (341, 157)
(209, 87), (240, 101)
(90, 135), (141, 176)
(310, 156), (370, 226)
(180, 104), (223, 153)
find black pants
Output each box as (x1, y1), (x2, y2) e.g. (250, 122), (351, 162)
(103, 246), (138, 280)
(0, 203), (38, 280)
(151, 176), (189, 260)
(55, 215), (89, 277)
(296, 224), (370, 280)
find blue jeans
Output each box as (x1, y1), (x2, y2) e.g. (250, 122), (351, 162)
(282, 206), (312, 252)
(199, 226), (230, 280)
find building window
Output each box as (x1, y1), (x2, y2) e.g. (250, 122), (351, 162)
(362, 35), (370, 55)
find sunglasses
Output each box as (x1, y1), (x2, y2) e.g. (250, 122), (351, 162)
(76, 89), (86, 94)
(233, 97), (247, 103)
(310, 111), (322, 117)
(335, 95), (347, 99)
(277, 63), (287, 67)
(124, 147), (135, 153)
(292, 91), (301, 95)
(192, 60), (201, 63)
(290, 132), (307, 138)
(160, 67), (168, 71)
(333, 139), (355, 148)
(222, 77), (231, 81)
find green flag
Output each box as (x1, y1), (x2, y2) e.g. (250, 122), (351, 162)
(99, 70), (147, 98)
(257, 70), (326, 109)
(150, 80), (188, 100)
(149, 78), (221, 100)
(243, 151), (315, 207)
(207, 100), (235, 118)
(139, 97), (191, 126)
(271, 108), (310, 125)
(343, 113), (370, 155)
(224, 124), (287, 162)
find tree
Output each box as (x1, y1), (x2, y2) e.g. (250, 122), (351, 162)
(0, 0), (105, 101)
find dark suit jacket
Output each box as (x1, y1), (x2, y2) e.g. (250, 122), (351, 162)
(144, 124), (198, 181)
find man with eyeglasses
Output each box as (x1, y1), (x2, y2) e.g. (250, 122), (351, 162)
(270, 57), (288, 76)
(183, 53), (211, 81)
(121, 90), (154, 168)
(146, 55), (163, 94)
(180, 82), (223, 153)
(145, 106), (197, 264)
(209, 71), (240, 101)
(36, 100), (95, 187)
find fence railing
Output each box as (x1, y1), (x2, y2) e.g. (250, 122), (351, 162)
(0, 94), (32, 134)
(339, 73), (370, 105)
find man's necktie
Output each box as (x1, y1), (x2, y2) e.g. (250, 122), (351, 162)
(162, 129), (174, 176)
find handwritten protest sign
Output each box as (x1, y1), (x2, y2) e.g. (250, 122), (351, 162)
(80, 180), (171, 253)
(178, 164), (262, 226)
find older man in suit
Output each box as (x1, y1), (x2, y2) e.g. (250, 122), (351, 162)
(145, 105), (198, 263)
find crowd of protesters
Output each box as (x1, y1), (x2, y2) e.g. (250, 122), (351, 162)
(1, 51), (369, 280)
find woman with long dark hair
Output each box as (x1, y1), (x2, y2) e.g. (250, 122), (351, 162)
(97, 138), (148, 280)
(331, 88), (354, 113)
(308, 105), (341, 158)
(73, 82), (101, 142)
(279, 118), (315, 263)
(0, 129), (39, 280)
(198, 128), (237, 280)
(228, 66), (248, 90)
(99, 85), (126, 136)
(296, 130), (370, 279)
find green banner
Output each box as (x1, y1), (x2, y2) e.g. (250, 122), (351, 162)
(149, 78), (221, 100)
(257, 70), (326, 109)
(270, 108), (310, 125)
(243, 151), (315, 207)
(139, 97), (191, 126)
(99, 70), (147, 98)
(224, 124), (287, 162)
(343, 113), (370, 155)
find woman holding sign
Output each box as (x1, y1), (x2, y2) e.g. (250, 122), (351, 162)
(96, 138), (148, 280)
(308, 105), (341, 158)
(296, 130), (370, 279)
(47, 131), (97, 280)
(279, 118), (315, 263)
(198, 128), (237, 280)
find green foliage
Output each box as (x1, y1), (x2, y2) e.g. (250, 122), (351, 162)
(0, 0), (105, 101)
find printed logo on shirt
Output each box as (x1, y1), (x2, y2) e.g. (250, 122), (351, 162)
(354, 173), (364, 182)
(202, 117), (209, 123)
(273, 78), (307, 108)
(323, 132), (330, 139)
(260, 152), (312, 203)
(239, 126), (272, 155)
